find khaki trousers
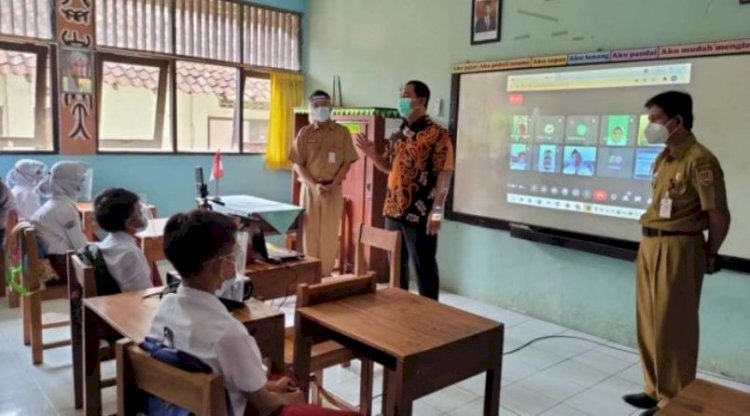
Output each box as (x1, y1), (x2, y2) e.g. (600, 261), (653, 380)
(636, 234), (705, 404)
(300, 184), (342, 276)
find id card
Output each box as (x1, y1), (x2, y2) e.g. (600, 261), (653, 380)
(659, 196), (673, 219)
(328, 152), (336, 164)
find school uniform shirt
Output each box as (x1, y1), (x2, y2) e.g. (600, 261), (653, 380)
(10, 185), (41, 220)
(148, 285), (267, 416)
(31, 196), (88, 255)
(98, 231), (153, 292)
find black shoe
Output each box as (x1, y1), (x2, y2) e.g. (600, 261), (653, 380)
(623, 392), (658, 409)
(640, 407), (658, 416)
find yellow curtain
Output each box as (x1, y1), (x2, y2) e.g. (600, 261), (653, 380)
(265, 72), (304, 170)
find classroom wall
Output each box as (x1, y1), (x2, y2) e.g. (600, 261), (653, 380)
(306, 0), (750, 381)
(0, 0), (304, 215)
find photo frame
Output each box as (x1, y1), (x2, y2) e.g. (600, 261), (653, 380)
(59, 47), (94, 94)
(471, 0), (502, 45)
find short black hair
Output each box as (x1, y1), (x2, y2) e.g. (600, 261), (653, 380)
(309, 90), (331, 102)
(645, 91), (694, 130)
(94, 188), (140, 232)
(163, 210), (237, 279)
(405, 80), (430, 107)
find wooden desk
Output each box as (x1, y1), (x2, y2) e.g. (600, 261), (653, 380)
(76, 202), (157, 241)
(135, 218), (168, 286)
(81, 288), (285, 416)
(293, 288), (504, 416)
(659, 379), (750, 416)
(246, 256), (321, 300)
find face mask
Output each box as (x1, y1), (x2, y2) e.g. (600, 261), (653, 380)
(644, 123), (667, 144)
(397, 97), (413, 118)
(644, 119), (675, 144)
(311, 107), (331, 123)
(213, 257), (239, 297)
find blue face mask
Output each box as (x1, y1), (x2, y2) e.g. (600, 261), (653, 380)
(397, 98), (413, 118)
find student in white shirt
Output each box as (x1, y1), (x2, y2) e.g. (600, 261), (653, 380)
(31, 161), (89, 283)
(148, 210), (305, 416)
(5, 159), (47, 220)
(93, 188), (153, 292)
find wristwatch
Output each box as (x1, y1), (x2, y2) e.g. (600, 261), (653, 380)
(431, 205), (444, 222)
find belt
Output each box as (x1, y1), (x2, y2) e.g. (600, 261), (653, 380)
(641, 227), (702, 238)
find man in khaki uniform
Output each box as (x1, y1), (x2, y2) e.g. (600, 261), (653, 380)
(623, 91), (731, 416)
(289, 91), (358, 276)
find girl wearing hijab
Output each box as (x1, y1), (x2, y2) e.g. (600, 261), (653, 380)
(31, 161), (90, 283)
(6, 159), (47, 220)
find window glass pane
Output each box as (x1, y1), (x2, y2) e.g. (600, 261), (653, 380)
(176, 61), (239, 153)
(96, 0), (173, 53)
(99, 60), (173, 152)
(0, 0), (52, 39)
(243, 77), (270, 153)
(0, 48), (52, 151)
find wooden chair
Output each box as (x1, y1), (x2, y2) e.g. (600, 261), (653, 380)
(4, 209), (19, 308)
(286, 273), (377, 415)
(69, 251), (117, 409)
(18, 225), (70, 365)
(116, 338), (227, 416)
(352, 224), (402, 287)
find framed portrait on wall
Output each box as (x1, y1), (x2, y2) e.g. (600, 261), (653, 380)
(471, 0), (502, 45)
(59, 48), (94, 94)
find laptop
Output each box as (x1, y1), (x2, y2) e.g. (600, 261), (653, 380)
(250, 227), (303, 263)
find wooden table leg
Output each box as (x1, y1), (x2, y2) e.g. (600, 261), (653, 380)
(83, 305), (102, 416)
(268, 315), (285, 375)
(382, 364), (412, 416)
(484, 364), (502, 416)
(71, 297), (83, 409)
(292, 313), (312, 400)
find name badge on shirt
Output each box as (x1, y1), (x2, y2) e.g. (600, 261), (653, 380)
(659, 196), (673, 219)
(328, 152), (336, 164)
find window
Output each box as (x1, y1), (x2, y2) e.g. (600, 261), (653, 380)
(243, 76), (270, 153)
(96, 0), (173, 53)
(98, 56), (172, 152)
(176, 61), (239, 153)
(91, 0), (300, 154)
(0, 0), (53, 39)
(0, 44), (52, 152)
(175, 0), (242, 63)
(243, 6), (300, 71)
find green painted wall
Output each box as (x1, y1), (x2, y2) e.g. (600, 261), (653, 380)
(306, 0), (750, 381)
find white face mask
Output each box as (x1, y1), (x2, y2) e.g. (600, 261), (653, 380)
(311, 107), (331, 123)
(644, 119), (675, 144)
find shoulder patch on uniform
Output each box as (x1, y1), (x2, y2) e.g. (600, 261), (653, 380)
(697, 165), (715, 186)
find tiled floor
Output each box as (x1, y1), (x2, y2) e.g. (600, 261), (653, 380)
(1, 291), (748, 416)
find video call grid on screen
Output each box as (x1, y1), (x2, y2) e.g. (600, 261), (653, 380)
(452, 54), (750, 258)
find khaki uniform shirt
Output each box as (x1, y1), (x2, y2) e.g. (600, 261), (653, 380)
(288, 121), (359, 183)
(640, 133), (728, 233)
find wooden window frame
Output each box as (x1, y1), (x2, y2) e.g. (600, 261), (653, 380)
(0, 40), (53, 153)
(96, 53), (170, 152)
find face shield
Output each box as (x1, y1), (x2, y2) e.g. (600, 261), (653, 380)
(36, 161), (90, 200)
(5, 159), (48, 189)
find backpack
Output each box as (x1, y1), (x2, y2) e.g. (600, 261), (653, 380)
(77, 244), (122, 297)
(137, 336), (235, 416)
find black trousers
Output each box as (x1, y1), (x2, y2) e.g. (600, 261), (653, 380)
(385, 217), (440, 300)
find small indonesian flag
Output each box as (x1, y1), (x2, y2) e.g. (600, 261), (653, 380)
(210, 150), (224, 182)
